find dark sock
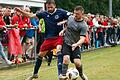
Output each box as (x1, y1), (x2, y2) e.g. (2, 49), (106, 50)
(33, 56), (43, 74)
(62, 64), (68, 75)
(47, 51), (53, 65)
(57, 51), (63, 75)
(76, 65), (84, 78)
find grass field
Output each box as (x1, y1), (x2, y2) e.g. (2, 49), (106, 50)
(0, 45), (120, 80)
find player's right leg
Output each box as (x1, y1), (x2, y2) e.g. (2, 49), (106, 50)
(26, 51), (48, 80)
(26, 39), (53, 80)
(59, 42), (71, 80)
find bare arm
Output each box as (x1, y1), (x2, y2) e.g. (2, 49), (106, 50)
(59, 20), (68, 36)
(15, 7), (36, 18)
(72, 36), (85, 51)
(76, 36), (85, 46)
(57, 20), (67, 26)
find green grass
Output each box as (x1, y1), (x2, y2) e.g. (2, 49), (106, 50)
(0, 45), (120, 80)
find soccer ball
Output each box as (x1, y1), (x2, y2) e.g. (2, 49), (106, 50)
(66, 68), (79, 80)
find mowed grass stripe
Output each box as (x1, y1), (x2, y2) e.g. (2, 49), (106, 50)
(83, 46), (120, 80)
(0, 45), (120, 80)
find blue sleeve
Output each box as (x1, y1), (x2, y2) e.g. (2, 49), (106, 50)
(36, 12), (44, 19)
(30, 19), (38, 27)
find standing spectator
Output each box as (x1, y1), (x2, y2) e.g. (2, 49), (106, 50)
(87, 15), (94, 48)
(117, 18), (120, 43)
(21, 7), (34, 61)
(9, 9), (23, 64)
(0, 6), (12, 65)
(3, 6), (12, 60)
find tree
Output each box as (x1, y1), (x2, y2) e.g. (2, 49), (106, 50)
(55, 0), (120, 17)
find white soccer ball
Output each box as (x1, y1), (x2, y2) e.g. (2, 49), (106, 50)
(66, 68), (79, 80)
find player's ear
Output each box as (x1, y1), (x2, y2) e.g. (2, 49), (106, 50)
(54, 4), (56, 7)
(81, 11), (84, 15)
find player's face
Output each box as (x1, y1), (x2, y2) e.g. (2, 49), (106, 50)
(46, 3), (56, 13)
(74, 10), (83, 21)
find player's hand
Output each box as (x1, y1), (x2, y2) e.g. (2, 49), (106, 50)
(59, 30), (64, 36)
(57, 22), (63, 26)
(38, 26), (42, 33)
(24, 24), (28, 27)
(14, 7), (22, 12)
(3, 26), (7, 30)
(72, 43), (78, 51)
(10, 24), (18, 28)
(57, 20), (67, 26)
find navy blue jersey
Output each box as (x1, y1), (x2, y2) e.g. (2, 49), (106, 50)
(36, 8), (69, 39)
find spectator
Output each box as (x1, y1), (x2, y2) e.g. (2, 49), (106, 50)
(0, 6), (13, 65)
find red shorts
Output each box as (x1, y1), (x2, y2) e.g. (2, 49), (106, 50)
(40, 36), (63, 52)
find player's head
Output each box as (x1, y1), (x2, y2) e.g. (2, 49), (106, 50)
(74, 6), (84, 21)
(46, 0), (56, 13)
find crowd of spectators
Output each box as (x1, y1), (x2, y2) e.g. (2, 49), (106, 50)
(0, 6), (120, 65)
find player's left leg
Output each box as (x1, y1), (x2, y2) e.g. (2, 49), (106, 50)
(56, 45), (63, 76)
(59, 42), (72, 80)
(73, 47), (88, 80)
(55, 36), (64, 77)
(26, 50), (48, 80)
(74, 59), (88, 80)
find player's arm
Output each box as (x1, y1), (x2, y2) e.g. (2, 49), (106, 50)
(59, 20), (68, 36)
(57, 20), (67, 26)
(72, 36), (85, 51)
(72, 24), (88, 51)
(15, 7), (36, 18)
(76, 36), (86, 46)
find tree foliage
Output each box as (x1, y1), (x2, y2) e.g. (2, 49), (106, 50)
(55, 0), (120, 17)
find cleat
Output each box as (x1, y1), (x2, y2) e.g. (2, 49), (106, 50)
(59, 74), (68, 80)
(81, 73), (88, 80)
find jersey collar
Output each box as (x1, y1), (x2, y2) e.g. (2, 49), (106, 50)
(47, 8), (57, 15)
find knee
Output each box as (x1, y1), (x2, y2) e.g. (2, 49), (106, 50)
(38, 51), (48, 57)
(74, 59), (82, 67)
(56, 45), (62, 53)
(63, 55), (69, 64)
(37, 55), (43, 60)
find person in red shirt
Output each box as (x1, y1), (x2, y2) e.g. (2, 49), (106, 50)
(96, 17), (105, 48)
(87, 16), (94, 47)
(20, 7), (33, 62)
(8, 10), (23, 63)
(7, 7), (32, 63)
(0, 6), (13, 65)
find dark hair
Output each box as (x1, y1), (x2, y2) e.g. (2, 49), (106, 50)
(46, 0), (56, 4)
(74, 6), (84, 13)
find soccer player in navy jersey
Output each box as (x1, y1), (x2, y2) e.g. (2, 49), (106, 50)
(15, 0), (70, 80)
